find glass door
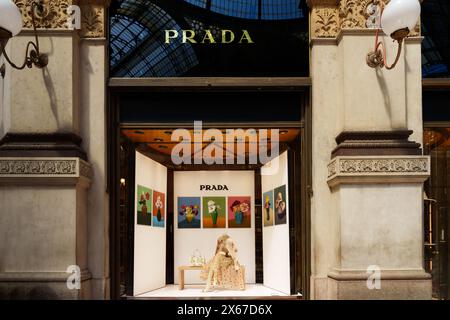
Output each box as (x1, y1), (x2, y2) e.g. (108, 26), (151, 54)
(424, 127), (450, 299)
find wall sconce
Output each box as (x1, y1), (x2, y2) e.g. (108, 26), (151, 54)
(366, 0), (421, 70)
(0, 0), (49, 78)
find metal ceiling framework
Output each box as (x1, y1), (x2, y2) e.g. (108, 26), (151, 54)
(422, 0), (450, 78)
(109, 0), (305, 77)
(110, 0), (449, 78)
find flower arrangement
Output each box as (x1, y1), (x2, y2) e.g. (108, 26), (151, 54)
(230, 200), (249, 225)
(139, 192), (151, 215)
(264, 195), (271, 220)
(240, 201), (250, 214)
(208, 200), (221, 226)
(154, 195), (163, 221)
(179, 204), (199, 223)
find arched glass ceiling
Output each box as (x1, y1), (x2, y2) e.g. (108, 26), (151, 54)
(110, 15), (150, 70)
(184, 0), (303, 20)
(110, 0), (198, 77)
(110, 0), (309, 77)
(422, 0), (450, 78)
(185, 0), (207, 8)
(422, 25), (449, 78)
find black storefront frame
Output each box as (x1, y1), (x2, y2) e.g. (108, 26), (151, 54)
(422, 79), (450, 300)
(107, 78), (312, 300)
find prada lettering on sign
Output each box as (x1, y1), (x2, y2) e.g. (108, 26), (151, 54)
(165, 30), (254, 44)
(200, 185), (229, 191)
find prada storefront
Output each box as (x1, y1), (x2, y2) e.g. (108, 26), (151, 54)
(0, 0), (449, 301)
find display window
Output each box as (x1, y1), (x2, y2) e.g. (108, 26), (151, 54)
(108, 0), (311, 300)
(110, 89), (310, 299)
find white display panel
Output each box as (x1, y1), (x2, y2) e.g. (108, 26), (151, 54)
(134, 151), (167, 296)
(261, 151), (291, 294)
(173, 171), (256, 284)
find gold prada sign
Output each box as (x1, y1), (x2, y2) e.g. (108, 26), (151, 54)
(165, 30), (255, 44)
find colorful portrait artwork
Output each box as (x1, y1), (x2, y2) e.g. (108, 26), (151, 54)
(137, 185), (152, 226)
(228, 196), (252, 228)
(152, 191), (165, 228)
(263, 190), (274, 227)
(202, 197), (226, 229)
(178, 197), (201, 229)
(274, 185), (287, 225)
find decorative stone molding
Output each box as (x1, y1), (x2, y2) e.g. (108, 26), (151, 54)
(332, 130), (423, 158)
(327, 155), (430, 187)
(0, 157), (92, 185)
(0, 133), (88, 160)
(309, 0), (420, 39)
(0, 270), (92, 299)
(0, 159), (77, 175)
(0, 270), (92, 282)
(312, 6), (339, 38)
(13, 0), (110, 38)
(14, 0), (72, 29)
(328, 268), (431, 281)
(327, 268), (431, 300)
(309, 1), (340, 39)
(79, 0), (110, 38)
(339, 0), (379, 29)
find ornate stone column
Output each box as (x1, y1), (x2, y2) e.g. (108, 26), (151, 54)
(0, 0), (109, 299)
(309, 0), (431, 299)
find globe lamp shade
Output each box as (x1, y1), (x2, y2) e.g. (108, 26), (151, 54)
(0, 0), (23, 37)
(381, 0), (421, 40)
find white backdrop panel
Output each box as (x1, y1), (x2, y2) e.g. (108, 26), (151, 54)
(262, 151), (291, 294)
(134, 151), (167, 296)
(174, 171), (255, 284)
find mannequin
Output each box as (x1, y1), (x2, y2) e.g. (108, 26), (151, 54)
(201, 234), (245, 292)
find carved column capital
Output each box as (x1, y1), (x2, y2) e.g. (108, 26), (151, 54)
(311, 3), (340, 39)
(78, 0), (111, 38)
(310, 0), (420, 40)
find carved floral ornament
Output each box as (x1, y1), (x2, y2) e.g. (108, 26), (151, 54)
(13, 0), (110, 38)
(327, 157), (429, 178)
(0, 158), (92, 179)
(309, 0), (420, 39)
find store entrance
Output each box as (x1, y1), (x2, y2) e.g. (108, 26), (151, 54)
(423, 127), (450, 299)
(422, 89), (450, 300)
(109, 88), (311, 299)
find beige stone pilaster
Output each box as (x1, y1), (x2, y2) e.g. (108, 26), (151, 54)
(0, 158), (92, 299)
(78, 0), (110, 300)
(309, 0), (431, 299)
(0, 0), (110, 299)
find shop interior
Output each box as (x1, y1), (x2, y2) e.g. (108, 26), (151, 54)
(118, 124), (303, 298)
